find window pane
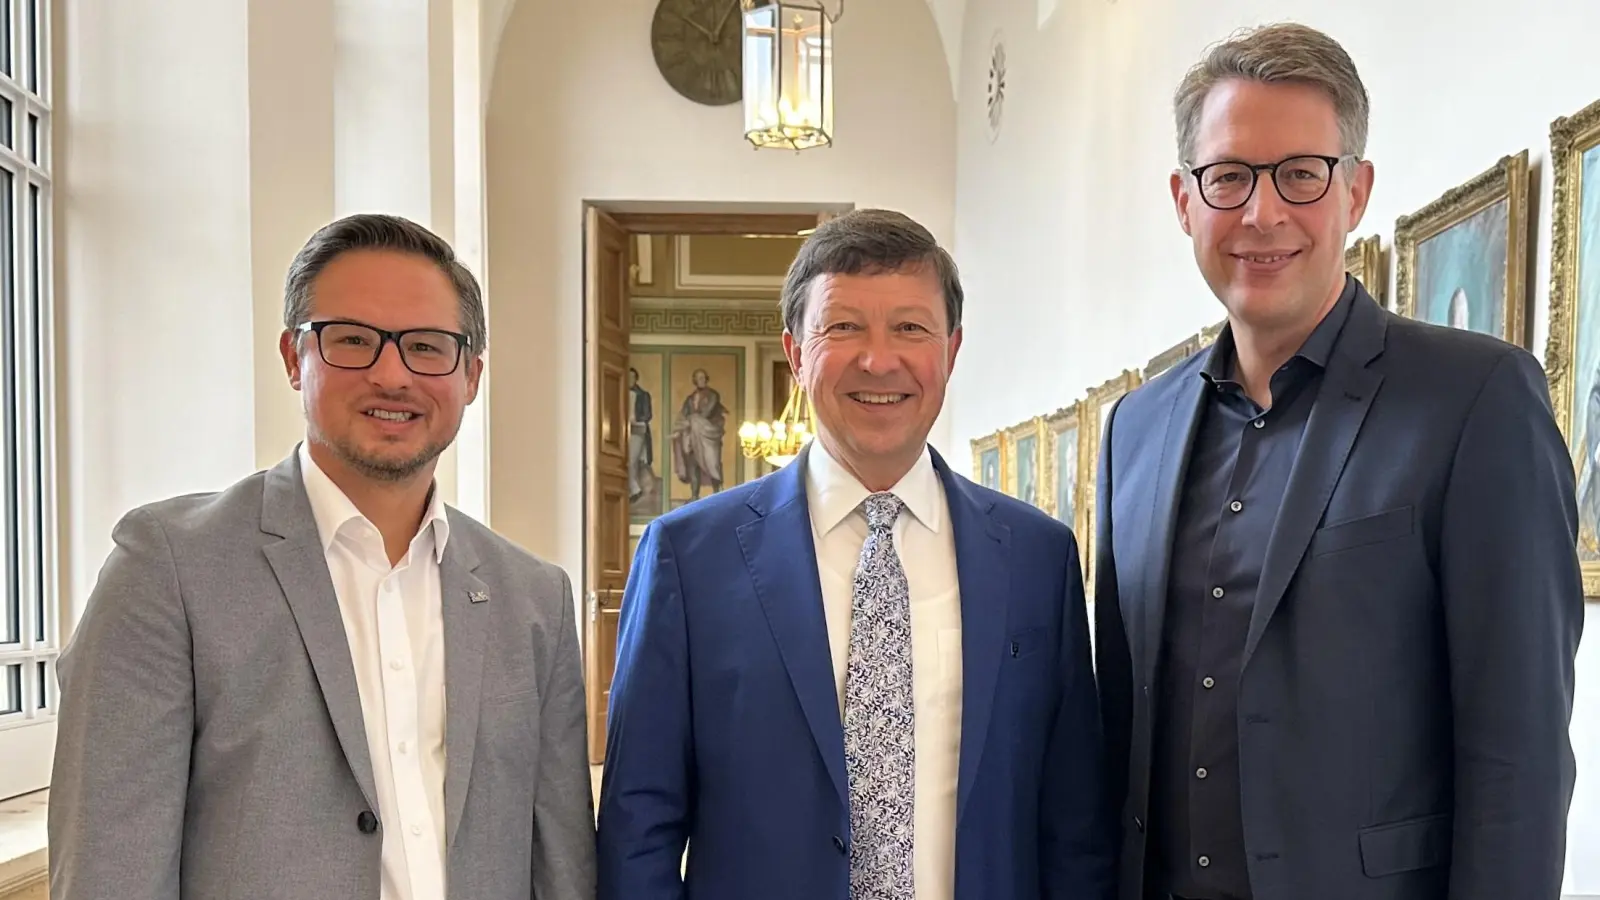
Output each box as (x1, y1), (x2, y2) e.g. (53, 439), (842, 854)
(1, 0), (11, 80)
(35, 659), (45, 709)
(24, 0), (35, 93)
(2, 664), (18, 714)
(25, 112), (34, 163)
(2, 168), (14, 650)
(28, 180), (39, 648)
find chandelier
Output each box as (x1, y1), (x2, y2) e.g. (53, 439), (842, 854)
(738, 381), (814, 467)
(739, 0), (840, 150)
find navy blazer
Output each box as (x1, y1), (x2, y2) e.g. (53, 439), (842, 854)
(1094, 282), (1584, 900)
(597, 443), (1115, 900)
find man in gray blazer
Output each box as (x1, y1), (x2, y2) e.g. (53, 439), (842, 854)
(1095, 23), (1583, 900)
(48, 213), (596, 899)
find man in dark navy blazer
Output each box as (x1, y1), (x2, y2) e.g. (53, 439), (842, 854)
(597, 208), (1115, 899)
(1094, 23), (1583, 900)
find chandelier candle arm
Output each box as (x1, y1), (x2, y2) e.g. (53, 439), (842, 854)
(739, 383), (814, 467)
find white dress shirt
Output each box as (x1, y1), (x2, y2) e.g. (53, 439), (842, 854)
(804, 441), (963, 900)
(299, 442), (450, 900)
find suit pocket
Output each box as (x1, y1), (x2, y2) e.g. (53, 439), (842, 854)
(1007, 626), (1047, 660)
(1308, 506), (1413, 557)
(1358, 812), (1449, 877)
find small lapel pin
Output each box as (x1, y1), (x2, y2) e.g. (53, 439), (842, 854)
(469, 590), (489, 604)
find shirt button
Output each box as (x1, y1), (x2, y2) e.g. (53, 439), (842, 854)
(1196, 767), (1208, 779)
(390, 659), (403, 671)
(398, 741), (408, 754)
(1253, 419), (1265, 429)
(412, 824), (423, 836)
(1199, 855), (1211, 867)
(1202, 676), (1215, 689)
(1212, 587), (1224, 599)
(1229, 500), (1243, 513)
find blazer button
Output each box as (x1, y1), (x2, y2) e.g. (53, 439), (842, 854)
(1133, 816), (1145, 833)
(832, 835), (846, 854)
(357, 811), (379, 834)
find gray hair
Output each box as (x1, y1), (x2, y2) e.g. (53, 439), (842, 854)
(282, 213), (487, 355)
(779, 208), (963, 336)
(1173, 22), (1370, 166)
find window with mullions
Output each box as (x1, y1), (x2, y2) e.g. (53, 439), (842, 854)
(0, 0), (55, 802)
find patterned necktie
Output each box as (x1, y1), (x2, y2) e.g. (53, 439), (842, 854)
(843, 491), (915, 899)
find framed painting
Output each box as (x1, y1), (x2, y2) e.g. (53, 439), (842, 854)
(1144, 332), (1203, 382)
(1003, 417), (1047, 508)
(1081, 370), (1143, 601)
(1344, 233), (1387, 307)
(1044, 401), (1089, 571)
(1542, 97), (1600, 596)
(1394, 150), (1531, 346)
(970, 430), (1006, 492)
(629, 344), (747, 524)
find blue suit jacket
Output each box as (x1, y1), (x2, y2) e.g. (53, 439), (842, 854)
(596, 443), (1115, 900)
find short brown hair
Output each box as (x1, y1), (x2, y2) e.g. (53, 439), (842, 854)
(283, 213), (487, 355)
(779, 208), (963, 336)
(1173, 22), (1369, 165)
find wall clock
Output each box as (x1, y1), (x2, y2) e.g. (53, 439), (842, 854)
(985, 32), (1007, 142)
(651, 0), (744, 106)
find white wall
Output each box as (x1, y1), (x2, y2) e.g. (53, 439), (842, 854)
(945, 0), (1600, 892)
(58, 0), (259, 613)
(483, 0), (956, 575)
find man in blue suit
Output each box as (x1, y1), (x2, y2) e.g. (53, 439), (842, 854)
(596, 208), (1115, 899)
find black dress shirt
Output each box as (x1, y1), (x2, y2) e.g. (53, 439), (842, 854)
(1146, 281), (1356, 900)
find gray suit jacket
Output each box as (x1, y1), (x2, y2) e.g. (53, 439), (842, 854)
(1095, 283), (1583, 900)
(48, 451), (597, 900)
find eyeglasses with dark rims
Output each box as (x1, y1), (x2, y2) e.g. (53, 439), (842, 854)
(1184, 153), (1359, 211)
(295, 319), (472, 377)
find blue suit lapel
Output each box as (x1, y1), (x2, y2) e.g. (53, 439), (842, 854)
(736, 447), (848, 807)
(1136, 367), (1207, 691)
(1243, 294), (1387, 667)
(931, 450), (1012, 825)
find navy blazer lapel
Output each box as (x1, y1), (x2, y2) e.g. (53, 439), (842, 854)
(1244, 294), (1387, 667)
(932, 451), (1011, 824)
(1136, 365), (1208, 689)
(260, 454), (380, 813)
(736, 446), (847, 806)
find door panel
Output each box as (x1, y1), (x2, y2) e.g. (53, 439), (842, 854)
(584, 206), (632, 764)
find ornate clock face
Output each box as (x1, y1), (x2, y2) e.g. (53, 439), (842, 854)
(986, 33), (1007, 142)
(651, 0), (744, 106)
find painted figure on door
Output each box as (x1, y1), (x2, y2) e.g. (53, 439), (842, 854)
(672, 368), (727, 500)
(629, 367), (656, 502)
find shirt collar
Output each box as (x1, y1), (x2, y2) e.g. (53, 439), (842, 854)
(297, 441), (450, 564)
(1202, 273), (1356, 385)
(803, 439), (943, 537)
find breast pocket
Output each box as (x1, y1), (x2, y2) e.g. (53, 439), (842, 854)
(1307, 505), (1414, 558)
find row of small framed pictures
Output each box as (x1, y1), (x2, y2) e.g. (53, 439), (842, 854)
(970, 92), (1600, 598)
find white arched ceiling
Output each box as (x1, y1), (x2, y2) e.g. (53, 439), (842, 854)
(482, 0), (964, 104)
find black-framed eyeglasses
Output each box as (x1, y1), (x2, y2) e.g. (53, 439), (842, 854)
(1185, 154), (1357, 210)
(296, 319), (472, 377)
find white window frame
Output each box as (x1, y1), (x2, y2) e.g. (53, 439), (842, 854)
(0, 0), (55, 802)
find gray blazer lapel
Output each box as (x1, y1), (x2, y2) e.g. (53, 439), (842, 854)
(260, 454), (379, 812)
(441, 525), (491, 846)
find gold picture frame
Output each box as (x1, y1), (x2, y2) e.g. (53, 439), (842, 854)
(1143, 332), (1204, 382)
(970, 429), (1007, 493)
(1541, 97), (1600, 596)
(1081, 369), (1144, 601)
(1393, 150), (1531, 347)
(1043, 400), (1090, 573)
(1002, 416), (1048, 507)
(1344, 233), (1387, 307)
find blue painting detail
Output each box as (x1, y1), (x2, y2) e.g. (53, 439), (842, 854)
(1414, 197), (1509, 337)
(979, 447), (1001, 491)
(1054, 424), (1079, 527)
(1572, 144), (1600, 558)
(1015, 434), (1038, 506)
